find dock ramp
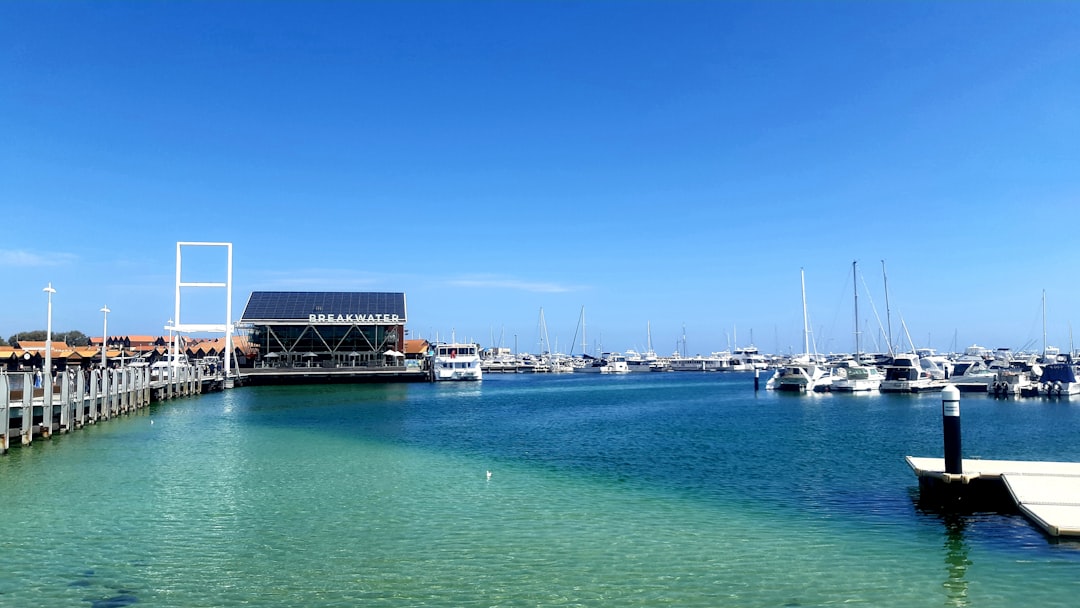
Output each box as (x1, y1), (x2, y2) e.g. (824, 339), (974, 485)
(1002, 474), (1080, 537)
(907, 457), (1080, 537)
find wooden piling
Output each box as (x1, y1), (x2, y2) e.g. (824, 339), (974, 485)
(89, 369), (100, 422)
(59, 371), (71, 433)
(20, 372), (32, 446)
(0, 374), (9, 454)
(41, 371), (53, 439)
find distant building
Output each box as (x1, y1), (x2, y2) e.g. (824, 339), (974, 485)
(15, 340), (70, 352)
(404, 339), (431, 362)
(89, 336), (167, 349)
(185, 335), (256, 365)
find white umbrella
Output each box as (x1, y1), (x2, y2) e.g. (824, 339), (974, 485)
(383, 350), (404, 357)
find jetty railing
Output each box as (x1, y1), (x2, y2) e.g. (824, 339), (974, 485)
(1, 365), (210, 454)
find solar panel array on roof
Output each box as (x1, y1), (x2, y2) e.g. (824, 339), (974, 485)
(240, 291), (407, 323)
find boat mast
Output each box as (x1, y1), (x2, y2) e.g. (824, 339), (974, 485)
(538, 307), (552, 356)
(647, 321), (653, 354)
(882, 259), (894, 356)
(1042, 289), (1047, 360)
(853, 260), (860, 358)
(900, 317), (917, 354)
(801, 268), (810, 356)
(581, 306), (587, 357)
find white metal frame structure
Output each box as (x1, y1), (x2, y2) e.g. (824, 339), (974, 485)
(171, 241), (234, 383)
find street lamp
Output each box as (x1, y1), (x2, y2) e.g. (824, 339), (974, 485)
(43, 283), (56, 377)
(166, 318), (175, 362)
(100, 305), (111, 369)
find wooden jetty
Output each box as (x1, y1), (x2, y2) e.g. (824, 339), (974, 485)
(1, 366), (220, 454)
(907, 456), (1080, 537)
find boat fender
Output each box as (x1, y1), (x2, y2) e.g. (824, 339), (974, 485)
(1055, 381), (1063, 395)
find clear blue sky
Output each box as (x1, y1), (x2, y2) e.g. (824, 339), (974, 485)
(3, 1), (1079, 356)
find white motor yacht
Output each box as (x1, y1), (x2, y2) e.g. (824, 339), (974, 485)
(433, 343), (483, 381)
(831, 364), (884, 392)
(574, 353), (630, 374)
(879, 354), (946, 393)
(770, 355), (827, 392)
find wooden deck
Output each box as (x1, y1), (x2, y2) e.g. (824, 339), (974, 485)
(907, 456), (1080, 537)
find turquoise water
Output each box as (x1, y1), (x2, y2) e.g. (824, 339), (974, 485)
(3, 372), (1080, 606)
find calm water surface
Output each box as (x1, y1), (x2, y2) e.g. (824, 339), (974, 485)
(3, 372), (1080, 606)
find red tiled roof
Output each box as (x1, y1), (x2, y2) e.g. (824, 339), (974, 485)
(17, 341), (71, 350)
(125, 335), (160, 345)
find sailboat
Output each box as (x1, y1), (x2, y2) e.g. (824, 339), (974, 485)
(627, 322), (667, 372)
(1022, 290), (1079, 397)
(769, 269), (827, 392)
(832, 261), (884, 392)
(538, 307), (574, 373)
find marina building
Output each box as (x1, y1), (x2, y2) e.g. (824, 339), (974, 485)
(240, 291), (409, 369)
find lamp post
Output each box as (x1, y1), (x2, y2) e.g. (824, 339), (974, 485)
(43, 283), (56, 377)
(100, 305), (111, 369)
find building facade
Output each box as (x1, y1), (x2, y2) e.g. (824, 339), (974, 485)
(240, 291), (408, 368)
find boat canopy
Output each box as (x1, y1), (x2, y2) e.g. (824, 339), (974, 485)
(1040, 363), (1077, 384)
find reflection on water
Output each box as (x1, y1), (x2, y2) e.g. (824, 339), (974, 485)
(942, 515), (971, 607)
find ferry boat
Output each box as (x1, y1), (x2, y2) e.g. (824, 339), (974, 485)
(668, 355), (708, 372)
(432, 343), (483, 381)
(667, 353), (731, 372)
(731, 346), (769, 371)
(625, 349), (664, 373)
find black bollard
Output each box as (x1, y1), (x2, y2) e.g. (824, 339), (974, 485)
(942, 385), (962, 475)
(754, 368), (760, 391)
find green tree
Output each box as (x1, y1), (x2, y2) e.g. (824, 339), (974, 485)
(62, 330), (89, 347)
(7, 330), (89, 348)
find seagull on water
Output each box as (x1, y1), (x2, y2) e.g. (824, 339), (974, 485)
(486, 470), (492, 481)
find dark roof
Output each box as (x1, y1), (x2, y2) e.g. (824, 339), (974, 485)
(240, 291), (407, 323)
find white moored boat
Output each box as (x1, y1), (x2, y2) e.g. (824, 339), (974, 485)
(879, 353), (944, 393)
(433, 343), (483, 381)
(831, 261), (882, 392)
(770, 355), (828, 392)
(767, 268), (826, 392)
(574, 353), (630, 374)
(1027, 361), (1080, 397)
(832, 364), (884, 392)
